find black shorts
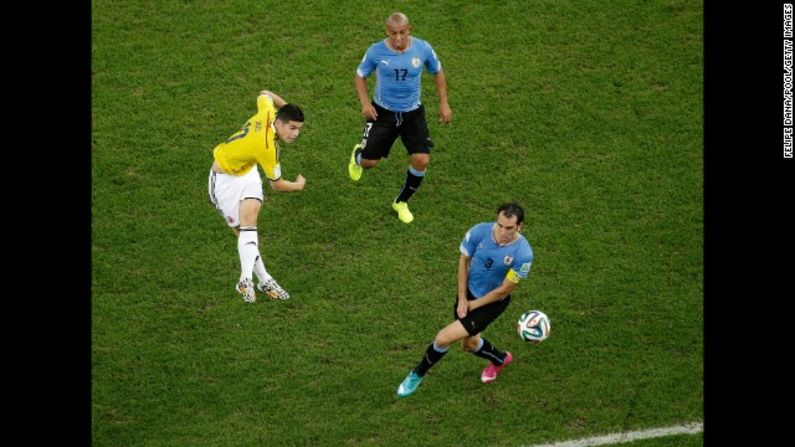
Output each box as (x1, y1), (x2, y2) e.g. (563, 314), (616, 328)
(359, 102), (434, 160)
(452, 289), (512, 336)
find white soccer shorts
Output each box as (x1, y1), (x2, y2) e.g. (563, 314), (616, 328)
(208, 166), (264, 228)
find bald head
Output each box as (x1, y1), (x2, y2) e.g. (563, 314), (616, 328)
(386, 12), (409, 27)
(384, 12), (412, 51)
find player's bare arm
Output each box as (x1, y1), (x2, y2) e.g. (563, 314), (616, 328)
(270, 175), (306, 192)
(468, 279), (517, 312)
(354, 75), (378, 120)
(433, 69), (452, 123)
(260, 90), (287, 108)
(456, 253), (471, 318)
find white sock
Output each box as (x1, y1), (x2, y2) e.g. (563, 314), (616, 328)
(237, 227), (259, 283)
(253, 253), (274, 283)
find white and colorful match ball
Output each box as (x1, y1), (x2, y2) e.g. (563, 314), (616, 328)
(517, 310), (551, 343)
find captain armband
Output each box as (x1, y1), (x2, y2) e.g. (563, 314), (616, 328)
(506, 269), (522, 284)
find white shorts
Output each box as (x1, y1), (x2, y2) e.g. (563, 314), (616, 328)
(208, 166), (264, 228)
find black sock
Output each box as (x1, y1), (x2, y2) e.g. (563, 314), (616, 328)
(413, 342), (448, 377)
(472, 338), (506, 366)
(395, 168), (425, 203)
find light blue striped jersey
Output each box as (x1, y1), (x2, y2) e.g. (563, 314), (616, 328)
(356, 37), (442, 112)
(459, 222), (534, 299)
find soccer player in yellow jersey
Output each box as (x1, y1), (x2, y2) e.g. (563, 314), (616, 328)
(208, 90), (306, 303)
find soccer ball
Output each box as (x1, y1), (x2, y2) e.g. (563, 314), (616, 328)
(517, 310), (551, 343)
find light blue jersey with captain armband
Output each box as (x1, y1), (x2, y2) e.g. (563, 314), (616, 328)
(459, 222), (534, 299)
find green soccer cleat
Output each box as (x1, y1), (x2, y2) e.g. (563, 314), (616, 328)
(348, 144), (363, 181)
(392, 200), (414, 224)
(396, 370), (424, 398)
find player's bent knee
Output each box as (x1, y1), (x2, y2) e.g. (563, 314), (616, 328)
(462, 338), (479, 352)
(434, 334), (455, 349)
(411, 154), (430, 171)
(362, 159), (379, 169)
(435, 332), (464, 348)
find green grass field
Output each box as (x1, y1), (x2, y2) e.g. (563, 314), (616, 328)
(92, 1), (703, 445)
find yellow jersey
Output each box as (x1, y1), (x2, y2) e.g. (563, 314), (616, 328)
(212, 94), (282, 180)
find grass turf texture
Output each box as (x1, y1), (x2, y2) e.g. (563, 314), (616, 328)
(93, 1), (702, 445)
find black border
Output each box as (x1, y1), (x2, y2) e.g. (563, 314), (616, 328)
(44, 2), (92, 444)
(22, 1), (795, 444)
(705, 2), (791, 444)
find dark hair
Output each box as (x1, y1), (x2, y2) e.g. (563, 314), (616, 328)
(497, 202), (524, 225)
(276, 103), (305, 123)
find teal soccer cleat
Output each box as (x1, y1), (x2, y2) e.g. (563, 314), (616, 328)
(396, 370), (424, 398)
